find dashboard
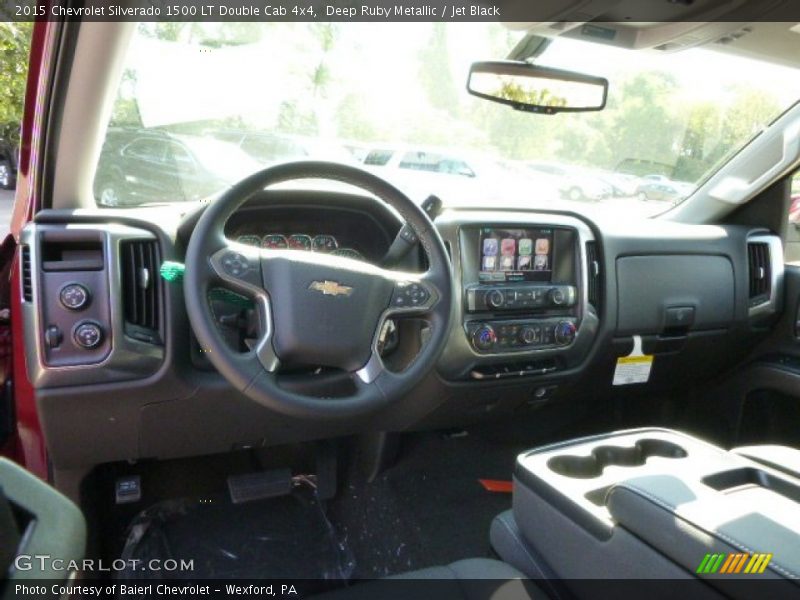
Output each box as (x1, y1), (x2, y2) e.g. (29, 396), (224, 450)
(21, 189), (786, 470)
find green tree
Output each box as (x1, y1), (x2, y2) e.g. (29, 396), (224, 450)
(0, 22), (32, 136)
(419, 23), (459, 113)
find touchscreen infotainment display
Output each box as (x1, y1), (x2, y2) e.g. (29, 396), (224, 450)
(478, 227), (554, 283)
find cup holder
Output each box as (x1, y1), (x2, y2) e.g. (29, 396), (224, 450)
(547, 439), (688, 479)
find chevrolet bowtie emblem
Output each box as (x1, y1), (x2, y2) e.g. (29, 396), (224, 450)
(308, 280), (354, 297)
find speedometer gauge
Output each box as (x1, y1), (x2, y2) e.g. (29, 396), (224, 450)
(312, 235), (338, 253)
(236, 235), (262, 247)
(332, 248), (363, 260)
(262, 234), (288, 249)
(287, 234), (312, 251)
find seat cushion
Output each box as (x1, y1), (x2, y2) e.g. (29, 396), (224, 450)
(315, 558), (548, 600)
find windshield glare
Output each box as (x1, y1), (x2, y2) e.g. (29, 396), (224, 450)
(94, 22), (800, 214)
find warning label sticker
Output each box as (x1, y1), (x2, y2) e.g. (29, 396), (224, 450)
(613, 335), (653, 385)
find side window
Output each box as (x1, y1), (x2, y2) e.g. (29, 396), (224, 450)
(124, 139), (165, 162)
(438, 159), (475, 177)
(786, 170), (800, 264)
(398, 151), (442, 173)
(363, 150), (393, 166)
(166, 142), (194, 171)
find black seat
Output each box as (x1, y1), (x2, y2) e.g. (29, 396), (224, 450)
(315, 558), (549, 600)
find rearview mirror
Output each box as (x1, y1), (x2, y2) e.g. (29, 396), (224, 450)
(467, 61), (608, 114)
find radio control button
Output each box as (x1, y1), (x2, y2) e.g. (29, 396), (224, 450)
(549, 288), (566, 306)
(486, 289), (505, 309)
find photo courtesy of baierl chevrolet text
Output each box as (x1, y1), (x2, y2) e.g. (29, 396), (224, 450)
(2, 0), (800, 599)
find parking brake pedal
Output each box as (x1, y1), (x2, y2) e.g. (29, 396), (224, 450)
(227, 468), (293, 504)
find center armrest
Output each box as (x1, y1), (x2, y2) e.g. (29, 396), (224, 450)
(606, 474), (800, 582)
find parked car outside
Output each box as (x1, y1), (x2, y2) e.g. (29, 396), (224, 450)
(523, 161), (612, 202)
(596, 170), (641, 197)
(94, 128), (261, 206)
(789, 194), (800, 224)
(210, 130), (356, 166)
(358, 145), (557, 206)
(636, 174), (696, 204)
(0, 132), (19, 190)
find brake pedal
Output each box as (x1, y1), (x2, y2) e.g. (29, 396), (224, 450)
(227, 468), (292, 504)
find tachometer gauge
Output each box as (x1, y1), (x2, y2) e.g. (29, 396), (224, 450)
(312, 235), (338, 253)
(332, 248), (363, 261)
(287, 234), (312, 251)
(262, 234), (288, 249)
(236, 235), (262, 247)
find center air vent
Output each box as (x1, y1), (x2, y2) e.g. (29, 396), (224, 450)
(120, 240), (163, 344)
(747, 241), (771, 305)
(21, 245), (32, 301)
(585, 241), (601, 311)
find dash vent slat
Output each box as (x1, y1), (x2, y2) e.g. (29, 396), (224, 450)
(21, 245), (33, 301)
(121, 240), (162, 341)
(747, 241), (771, 304)
(585, 241), (601, 311)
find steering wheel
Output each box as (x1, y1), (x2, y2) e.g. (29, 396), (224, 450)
(184, 162), (453, 419)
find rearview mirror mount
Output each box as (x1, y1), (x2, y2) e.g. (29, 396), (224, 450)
(467, 61), (608, 115)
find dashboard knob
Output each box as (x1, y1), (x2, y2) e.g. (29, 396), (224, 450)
(549, 287), (566, 306)
(59, 283), (90, 311)
(73, 321), (104, 349)
(519, 326), (539, 345)
(486, 289), (505, 309)
(554, 321), (577, 345)
(472, 324), (497, 351)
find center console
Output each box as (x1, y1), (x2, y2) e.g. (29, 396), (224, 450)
(434, 212), (599, 381)
(491, 429), (800, 598)
(464, 225), (580, 355)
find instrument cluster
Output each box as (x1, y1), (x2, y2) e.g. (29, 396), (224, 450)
(235, 233), (364, 260)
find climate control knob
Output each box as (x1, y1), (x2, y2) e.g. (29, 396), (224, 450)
(486, 289), (505, 309)
(554, 321), (577, 345)
(519, 326), (539, 345)
(73, 321), (104, 349)
(59, 283), (90, 311)
(472, 324), (497, 351)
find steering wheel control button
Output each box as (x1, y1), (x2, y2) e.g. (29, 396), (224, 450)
(73, 321), (104, 349)
(393, 281), (431, 308)
(398, 225), (418, 244)
(221, 252), (250, 278)
(472, 324), (497, 351)
(59, 283), (90, 311)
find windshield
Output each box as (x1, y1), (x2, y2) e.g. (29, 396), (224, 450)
(95, 22), (800, 215)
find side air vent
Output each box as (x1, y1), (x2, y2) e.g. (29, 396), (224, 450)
(121, 240), (163, 344)
(747, 241), (771, 305)
(21, 245), (33, 301)
(585, 241), (601, 311)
